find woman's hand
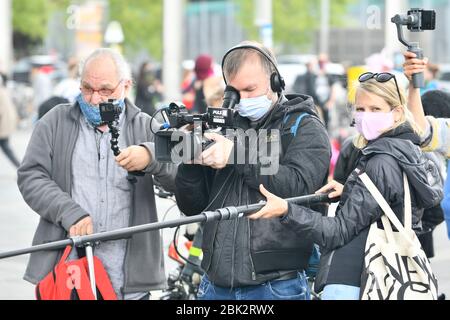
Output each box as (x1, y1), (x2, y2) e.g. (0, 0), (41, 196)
(403, 51), (428, 82)
(316, 180), (344, 199)
(248, 185), (288, 220)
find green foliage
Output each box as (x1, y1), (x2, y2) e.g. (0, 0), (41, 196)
(109, 0), (163, 60)
(233, 0), (356, 52)
(12, 0), (70, 41)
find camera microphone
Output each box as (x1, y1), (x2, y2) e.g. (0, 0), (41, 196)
(222, 85), (240, 110)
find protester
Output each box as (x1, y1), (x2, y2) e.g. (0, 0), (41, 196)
(184, 54), (223, 114)
(135, 61), (163, 116)
(53, 57), (81, 104)
(38, 58), (79, 120)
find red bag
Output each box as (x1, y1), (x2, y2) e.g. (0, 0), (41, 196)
(36, 245), (117, 300)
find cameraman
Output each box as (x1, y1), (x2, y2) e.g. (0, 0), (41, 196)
(175, 41), (331, 300)
(17, 48), (177, 300)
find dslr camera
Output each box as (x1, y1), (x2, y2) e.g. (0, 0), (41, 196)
(155, 85), (240, 163)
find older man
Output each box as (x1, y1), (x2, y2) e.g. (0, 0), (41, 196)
(18, 48), (176, 300)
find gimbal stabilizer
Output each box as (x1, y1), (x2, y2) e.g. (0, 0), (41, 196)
(391, 8), (436, 88)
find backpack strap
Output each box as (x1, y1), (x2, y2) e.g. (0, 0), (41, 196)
(283, 112), (311, 137)
(59, 245), (73, 263)
(281, 112), (321, 154)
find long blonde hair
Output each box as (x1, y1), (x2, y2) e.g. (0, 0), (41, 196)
(352, 77), (421, 149)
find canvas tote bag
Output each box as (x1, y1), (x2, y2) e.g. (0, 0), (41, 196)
(359, 172), (438, 300)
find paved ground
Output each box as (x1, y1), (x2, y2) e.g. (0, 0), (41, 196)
(0, 127), (448, 300)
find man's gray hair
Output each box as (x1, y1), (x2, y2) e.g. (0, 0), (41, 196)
(80, 48), (132, 81)
(223, 41), (277, 83)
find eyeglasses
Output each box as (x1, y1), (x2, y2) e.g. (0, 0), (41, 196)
(80, 80), (123, 97)
(358, 72), (403, 105)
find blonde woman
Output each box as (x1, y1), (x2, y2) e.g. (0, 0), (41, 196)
(249, 72), (443, 300)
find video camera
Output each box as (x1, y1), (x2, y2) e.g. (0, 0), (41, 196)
(155, 85), (240, 163)
(99, 99), (122, 157)
(99, 99), (145, 178)
(391, 8), (436, 88)
(99, 99), (122, 124)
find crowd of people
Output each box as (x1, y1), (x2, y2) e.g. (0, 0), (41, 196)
(1, 39), (450, 301)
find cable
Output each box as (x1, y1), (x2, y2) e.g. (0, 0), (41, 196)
(173, 225), (202, 268)
(162, 203), (179, 223)
(150, 107), (169, 135)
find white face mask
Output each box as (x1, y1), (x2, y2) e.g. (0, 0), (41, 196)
(236, 91), (273, 122)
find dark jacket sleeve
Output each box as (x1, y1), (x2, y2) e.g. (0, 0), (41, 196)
(280, 155), (402, 251)
(333, 136), (361, 185)
(235, 116), (331, 198)
(175, 164), (213, 216)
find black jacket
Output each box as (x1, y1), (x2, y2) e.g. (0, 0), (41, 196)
(280, 124), (443, 291)
(333, 133), (445, 258)
(175, 94), (331, 287)
(333, 135), (361, 185)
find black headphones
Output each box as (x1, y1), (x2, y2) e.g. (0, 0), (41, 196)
(221, 44), (286, 94)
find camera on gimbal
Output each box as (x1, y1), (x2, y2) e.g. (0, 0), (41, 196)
(404, 9), (436, 32)
(391, 8), (436, 88)
(155, 85), (240, 163)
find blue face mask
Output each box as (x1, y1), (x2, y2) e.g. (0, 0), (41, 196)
(236, 92), (273, 122)
(76, 94), (125, 127)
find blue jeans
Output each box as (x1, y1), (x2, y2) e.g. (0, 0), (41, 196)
(197, 272), (310, 300)
(321, 284), (360, 300)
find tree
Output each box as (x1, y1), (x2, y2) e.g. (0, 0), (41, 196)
(233, 0), (356, 52)
(109, 0), (163, 60)
(12, 0), (70, 56)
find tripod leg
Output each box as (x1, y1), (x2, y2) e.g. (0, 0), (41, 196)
(85, 244), (97, 300)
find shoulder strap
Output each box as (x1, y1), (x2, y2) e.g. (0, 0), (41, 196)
(358, 172), (414, 246)
(59, 245), (73, 263)
(283, 112), (310, 137)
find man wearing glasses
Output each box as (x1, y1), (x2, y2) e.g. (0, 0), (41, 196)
(17, 48), (176, 300)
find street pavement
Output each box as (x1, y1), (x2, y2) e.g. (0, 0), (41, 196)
(0, 127), (449, 300)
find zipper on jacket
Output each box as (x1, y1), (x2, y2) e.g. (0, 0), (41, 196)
(247, 219), (257, 281)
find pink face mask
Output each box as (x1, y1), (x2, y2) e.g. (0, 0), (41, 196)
(354, 111), (395, 141)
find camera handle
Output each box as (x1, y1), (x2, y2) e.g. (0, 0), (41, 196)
(408, 44), (425, 89)
(392, 14), (425, 89)
(107, 120), (145, 178)
(107, 120), (121, 157)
